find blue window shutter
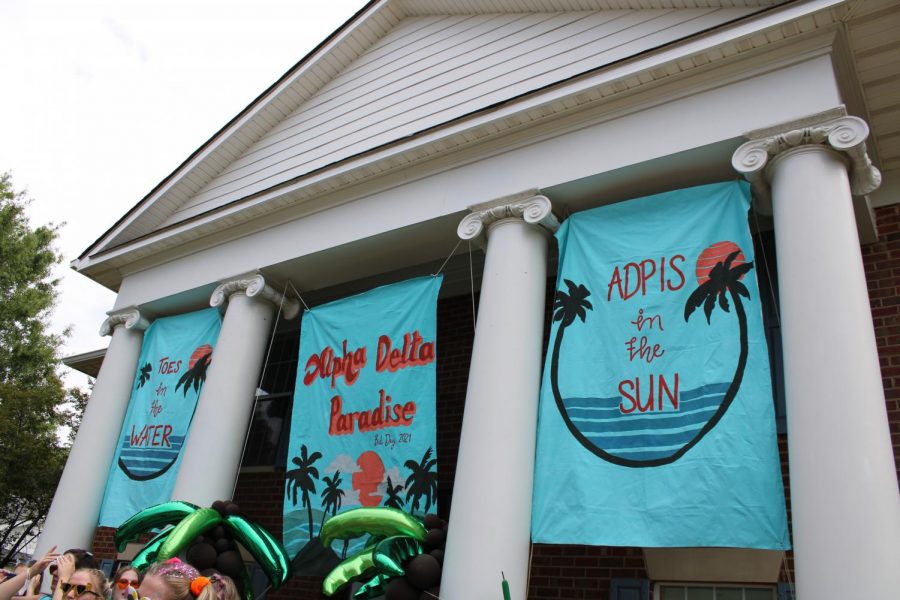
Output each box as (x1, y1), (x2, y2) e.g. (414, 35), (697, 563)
(610, 578), (650, 600)
(777, 582), (795, 600)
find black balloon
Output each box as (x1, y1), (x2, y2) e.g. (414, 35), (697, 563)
(211, 525), (227, 540)
(419, 586), (440, 600)
(429, 549), (443, 565)
(214, 537), (232, 553)
(385, 577), (418, 600)
(211, 500), (227, 514)
(423, 514), (442, 530)
(423, 528), (444, 550)
(215, 550), (244, 578)
(186, 542), (217, 570)
(405, 554), (441, 590)
(224, 502), (241, 516)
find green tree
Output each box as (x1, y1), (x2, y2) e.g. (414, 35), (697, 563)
(0, 172), (78, 564)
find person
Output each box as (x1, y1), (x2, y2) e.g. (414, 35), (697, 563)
(135, 560), (196, 600)
(134, 561), (238, 600)
(109, 568), (140, 600)
(206, 575), (238, 600)
(58, 569), (108, 600)
(51, 551), (98, 600)
(0, 548), (58, 600)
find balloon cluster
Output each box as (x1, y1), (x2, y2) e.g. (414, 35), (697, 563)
(382, 513), (445, 600)
(185, 501), (245, 580)
(115, 499), (291, 600)
(319, 508), (447, 600)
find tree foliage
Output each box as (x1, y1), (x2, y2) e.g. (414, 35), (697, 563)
(0, 172), (78, 564)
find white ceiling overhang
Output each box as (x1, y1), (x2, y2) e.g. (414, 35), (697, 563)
(76, 0), (863, 290)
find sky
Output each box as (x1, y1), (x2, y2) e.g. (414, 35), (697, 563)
(0, 0), (370, 388)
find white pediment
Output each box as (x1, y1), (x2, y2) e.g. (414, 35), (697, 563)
(77, 0), (789, 282)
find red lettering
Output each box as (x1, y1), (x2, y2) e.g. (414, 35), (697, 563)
(376, 331), (435, 372)
(607, 266), (623, 301)
(161, 425), (172, 447)
(401, 402), (416, 424)
(618, 374), (680, 413)
(304, 342), (366, 388)
(668, 255), (686, 291)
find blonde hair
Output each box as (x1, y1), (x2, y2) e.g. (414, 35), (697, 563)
(73, 569), (110, 600)
(143, 564), (192, 600)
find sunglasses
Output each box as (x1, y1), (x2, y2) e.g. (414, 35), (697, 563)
(116, 579), (140, 590)
(59, 583), (100, 597)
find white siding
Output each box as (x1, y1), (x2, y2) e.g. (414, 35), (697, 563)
(163, 7), (756, 225)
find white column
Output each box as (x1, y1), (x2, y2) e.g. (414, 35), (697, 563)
(35, 308), (149, 556)
(733, 111), (900, 599)
(442, 193), (558, 600)
(171, 273), (298, 507)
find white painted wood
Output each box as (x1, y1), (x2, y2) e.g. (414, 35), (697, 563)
(166, 8), (753, 225)
(111, 55), (841, 309)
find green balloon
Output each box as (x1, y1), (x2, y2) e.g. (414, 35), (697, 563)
(354, 574), (390, 599)
(157, 507), (222, 560)
(322, 546), (377, 597)
(224, 516), (291, 588)
(114, 501), (198, 552)
(319, 508), (426, 548)
(130, 526), (174, 572)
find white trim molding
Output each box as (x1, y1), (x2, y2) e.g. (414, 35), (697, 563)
(99, 307), (150, 337)
(210, 273), (301, 320)
(732, 107), (881, 213)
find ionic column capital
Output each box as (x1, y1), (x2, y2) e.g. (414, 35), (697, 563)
(457, 190), (559, 241)
(99, 307), (150, 337)
(732, 107), (881, 214)
(210, 273), (300, 320)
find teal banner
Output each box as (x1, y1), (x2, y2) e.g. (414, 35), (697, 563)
(532, 181), (789, 549)
(98, 308), (222, 527)
(283, 276), (442, 560)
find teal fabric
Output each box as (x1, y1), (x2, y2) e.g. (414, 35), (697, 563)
(98, 307), (222, 527)
(283, 276), (442, 559)
(532, 181), (789, 549)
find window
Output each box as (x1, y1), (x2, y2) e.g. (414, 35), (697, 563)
(240, 330), (299, 468)
(655, 584), (776, 600)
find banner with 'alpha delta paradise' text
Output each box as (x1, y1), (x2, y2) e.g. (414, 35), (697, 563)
(283, 276), (441, 561)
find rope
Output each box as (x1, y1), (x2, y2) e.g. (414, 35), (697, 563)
(287, 280), (311, 312)
(433, 239), (462, 277)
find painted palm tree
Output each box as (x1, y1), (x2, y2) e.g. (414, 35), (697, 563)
(383, 476), (405, 510)
(681, 247), (754, 443)
(319, 471), (346, 532)
(403, 447), (437, 514)
(175, 350), (212, 396)
(286, 444), (322, 540)
(137, 362), (152, 388)
(553, 279), (592, 327)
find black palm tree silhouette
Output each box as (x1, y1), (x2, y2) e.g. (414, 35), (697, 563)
(319, 470), (345, 533)
(554, 279), (592, 327)
(137, 362), (152, 388)
(404, 447), (437, 514)
(383, 476), (405, 510)
(174, 351), (212, 396)
(684, 250), (753, 324)
(285, 444), (322, 540)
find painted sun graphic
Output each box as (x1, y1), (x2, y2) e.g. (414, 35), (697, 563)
(696, 241), (745, 283)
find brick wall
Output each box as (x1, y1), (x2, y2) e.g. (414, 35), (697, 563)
(91, 205), (900, 598)
(862, 203), (900, 481)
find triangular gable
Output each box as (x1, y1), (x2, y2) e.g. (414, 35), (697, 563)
(78, 0), (785, 273)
